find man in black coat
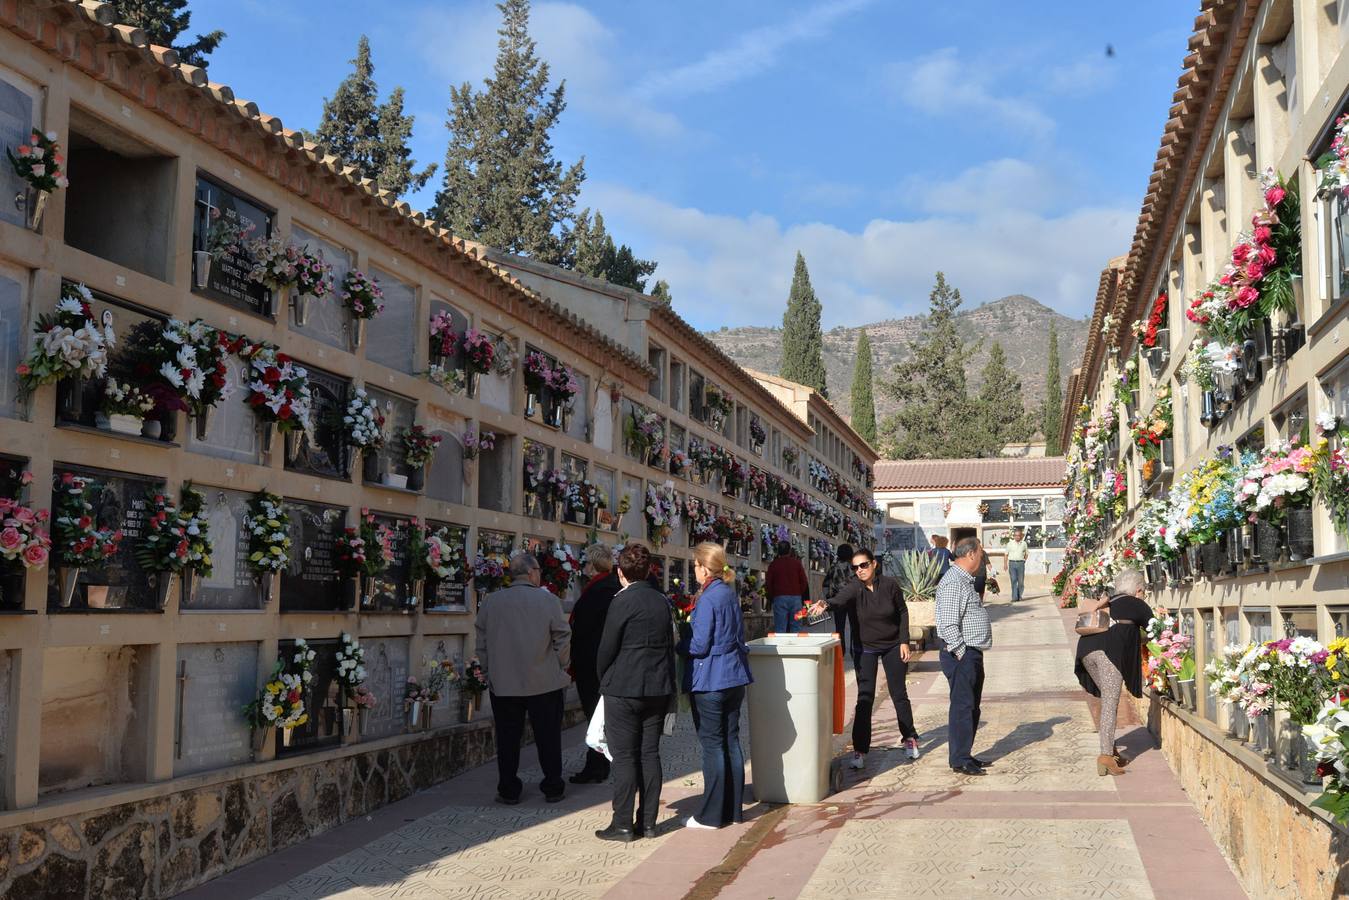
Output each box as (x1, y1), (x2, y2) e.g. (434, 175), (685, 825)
(569, 543), (621, 784)
(594, 542), (676, 843)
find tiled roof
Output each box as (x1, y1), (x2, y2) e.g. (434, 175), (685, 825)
(874, 457), (1067, 492)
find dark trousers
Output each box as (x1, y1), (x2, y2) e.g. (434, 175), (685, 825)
(833, 607), (862, 670)
(490, 689), (564, 801)
(939, 648), (986, 767)
(853, 646), (918, 753)
(575, 673), (609, 778)
(605, 694), (669, 829)
(690, 685), (747, 826)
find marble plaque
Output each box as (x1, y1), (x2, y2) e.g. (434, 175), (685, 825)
(478, 439), (513, 513)
(620, 475), (643, 537)
(367, 387), (416, 479)
(366, 515), (413, 611)
(593, 386), (613, 452)
(186, 488), (264, 610)
(174, 642), (258, 776)
(280, 500), (346, 611)
(478, 337), (513, 413)
(192, 175), (272, 315)
(1045, 497), (1067, 522)
(359, 637), (409, 739)
(368, 269), (416, 373)
(917, 502), (945, 528)
(425, 430), (464, 505)
(49, 467), (165, 609)
(564, 373), (590, 442)
(287, 364), (349, 478)
(278, 638), (342, 753)
(426, 635), (466, 719)
(478, 529), (514, 559)
(291, 225), (352, 349)
(188, 354), (261, 463)
(1012, 498), (1042, 521)
(424, 522), (469, 613)
(0, 76), (34, 229)
(0, 265), (24, 418)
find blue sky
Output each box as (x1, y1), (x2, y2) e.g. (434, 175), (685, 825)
(189, 0), (1192, 330)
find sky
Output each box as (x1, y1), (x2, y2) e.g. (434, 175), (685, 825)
(188, 0), (1193, 331)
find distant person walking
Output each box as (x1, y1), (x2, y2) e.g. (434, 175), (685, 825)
(684, 542), (753, 829)
(475, 552), (572, 805)
(928, 535), (952, 578)
(1005, 528), (1029, 603)
(766, 540), (810, 634)
(824, 542), (861, 668)
(595, 543), (677, 843)
(569, 544), (621, 784)
(809, 547), (920, 770)
(934, 538), (993, 776)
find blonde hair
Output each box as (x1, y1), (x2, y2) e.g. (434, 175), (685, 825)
(693, 542), (735, 585)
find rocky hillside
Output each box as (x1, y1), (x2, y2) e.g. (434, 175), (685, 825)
(705, 294), (1089, 432)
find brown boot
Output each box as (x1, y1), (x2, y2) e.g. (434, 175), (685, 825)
(1097, 754), (1126, 776)
(1113, 751), (1130, 767)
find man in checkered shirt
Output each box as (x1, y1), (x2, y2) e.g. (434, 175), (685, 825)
(934, 537), (993, 775)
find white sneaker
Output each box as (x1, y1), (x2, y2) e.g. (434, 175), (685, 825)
(685, 816), (716, 830)
(849, 752), (866, 770)
(904, 738), (920, 760)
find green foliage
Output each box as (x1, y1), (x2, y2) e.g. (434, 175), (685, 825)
(308, 38), (436, 198)
(650, 280), (673, 304)
(570, 209), (657, 290)
(780, 252), (828, 397)
(850, 329), (876, 443)
(878, 272), (992, 459)
(895, 550), (942, 601)
(110, 0), (223, 67)
(1043, 323), (1064, 455)
(977, 341), (1033, 447)
(430, 0), (585, 265)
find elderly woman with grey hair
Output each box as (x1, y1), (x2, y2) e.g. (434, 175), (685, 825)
(1073, 567), (1157, 777)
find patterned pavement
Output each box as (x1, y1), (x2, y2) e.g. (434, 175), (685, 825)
(184, 593), (1247, 899)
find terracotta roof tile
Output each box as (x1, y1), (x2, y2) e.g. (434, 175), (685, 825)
(873, 457), (1066, 492)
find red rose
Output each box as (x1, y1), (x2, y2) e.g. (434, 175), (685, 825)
(1265, 184), (1286, 207)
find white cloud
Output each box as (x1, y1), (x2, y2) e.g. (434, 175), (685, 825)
(906, 158), (1066, 216)
(585, 176), (1133, 331)
(891, 48), (1055, 141)
(633, 0), (873, 101)
(1044, 56), (1119, 97)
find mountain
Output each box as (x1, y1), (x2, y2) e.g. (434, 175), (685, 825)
(704, 294), (1089, 436)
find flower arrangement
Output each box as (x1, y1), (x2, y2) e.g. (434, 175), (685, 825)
(471, 552), (509, 593)
(1230, 643), (1275, 718)
(339, 269), (384, 319)
(335, 632), (368, 700)
(0, 479), (49, 571)
(549, 363), (580, 405)
(1309, 691), (1349, 823)
(1318, 112), (1349, 195)
(405, 658), (458, 707)
(1113, 358), (1139, 408)
(7, 129), (67, 193)
(52, 473), (121, 567)
(244, 491), (290, 576)
(749, 416), (766, 446)
(1130, 386), (1172, 461)
(540, 545), (581, 596)
(115, 318), (242, 419)
(625, 408), (665, 460)
(100, 379), (156, 417)
(1141, 292), (1169, 348)
(399, 425), (442, 469)
(564, 479), (605, 515)
(1204, 643), (1250, 703)
(782, 446), (799, 467)
(1313, 416), (1349, 534)
(1144, 615), (1195, 691)
(244, 659), (309, 732)
(418, 525), (465, 582)
(704, 384), (733, 418)
(462, 429), (495, 460)
(1233, 442), (1316, 525)
(1261, 636), (1331, 725)
(461, 657), (489, 697)
(336, 511), (392, 580)
(246, 237), (333, 298)
(670, 579), (694, 625)
(428, 363), (466, 393)
(523, 351), (552, 394)
(669, 448), (693, 477)
(137, 485), (212, 576)
(17, 283), (114, 391)
(237, 341), (314, 434)
(343, 387), (385, 455)
(429, 311), (458, 359)
(644, 481), (678, 548)
(738, 568), (765, 612)
(461, 328), (496, 374)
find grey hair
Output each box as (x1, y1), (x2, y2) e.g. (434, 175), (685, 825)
(508, 552), (539, 577)
(1112, 567), (1146, 596)
(951, 537), (981, 560)
(584, 543), (613, 572)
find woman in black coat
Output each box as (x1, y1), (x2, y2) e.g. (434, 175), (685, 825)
(1073, 567), (1156, 776)
(594, 543), (676, 843)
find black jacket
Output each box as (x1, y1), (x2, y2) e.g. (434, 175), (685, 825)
(598, 581), (677, 698)
(1074, 593), (1154, 698)
(824, 574), (909, 651)
(570, 572), (620, 683)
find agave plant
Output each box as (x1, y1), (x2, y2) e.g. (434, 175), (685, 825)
(896, 550), (943, 602)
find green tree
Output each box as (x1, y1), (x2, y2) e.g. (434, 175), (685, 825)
(1043, 322), (1064, 455)
(431, 0), (585, 264)
(850, 329), (877, 444)
(879, 272), (993, 459)
(110, 0), (223, 66)
(570, 209), (657, 290)
(308, 37), (436, 198)
(780, 252), (828, 397)
(649, 280), (673, 304)
(977, 341), (1033, 448)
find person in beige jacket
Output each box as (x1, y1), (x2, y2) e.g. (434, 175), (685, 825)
(475, 552), (572, 804)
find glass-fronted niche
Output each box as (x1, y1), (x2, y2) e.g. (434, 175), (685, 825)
(192, 174), (274, 317)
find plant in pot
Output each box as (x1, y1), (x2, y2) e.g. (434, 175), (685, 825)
(237, 341), (314, 462)
(18, 282), (114, 418)
(398, 425), (442, 492)
(136, 484), (213, 608)
(51, 473), (121, 608)
(97, 379), (156, 437)
(522, 351), (551, 418)
(243, 641), (313, 751)
(344, 388), (387, 483)
(335, 632), (369, 736)
(244, 490), (290, 603)
(339, 269), (384, 350)
(247, 236), (332, 326)
(460, 328), (496, 397)
(6, 128), (67, 231)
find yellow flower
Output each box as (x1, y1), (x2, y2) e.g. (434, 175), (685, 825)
(271, 705), (284, 717)
(266, 681), (282, 693)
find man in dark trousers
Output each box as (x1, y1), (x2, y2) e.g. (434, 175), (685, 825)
(569, 543), (621, 784)
(935, 538), (994, 776)
(475, 552), (572, 804)
(766, 540), (810, 634)
(595, 543), (676, 842)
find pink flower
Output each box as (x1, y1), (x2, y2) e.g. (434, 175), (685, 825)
(19, 471), (33, 485)
(1265, 184), (1287, 207)
(22, 544), (47, 568)
(9, 506), (35, 525)
(1253, 225), (1271, 243)
(15, 145), (29, 158)
(0, 528), (23, 552)
(1233, 286), (1260, 308)
(30, 164), (44, 177)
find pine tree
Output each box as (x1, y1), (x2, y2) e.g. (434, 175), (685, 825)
(570, 209), (657, 290)
(1043, 323), (1064, 455)
(780, 252), (828, 397)
(850, 329), (877, 444)
(110, 0), (223, 67)
(649, 280), (673, 304)
(879, 272), (993, 459)
(977, 341), (1033, 448)
(431, 0), (585, 264)
(309, 38), (436, 198)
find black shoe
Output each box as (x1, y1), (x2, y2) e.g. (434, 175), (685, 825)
(494, 793), (521, 805)
(971, 757), (993, 767)
(569, 771), (604, 784)
(951, 763), (986, 776)
(544, 790), (565, 803)
(595, 825), (634, 843)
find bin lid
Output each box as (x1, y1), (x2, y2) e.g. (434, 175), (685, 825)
(746, 634), (841, 657)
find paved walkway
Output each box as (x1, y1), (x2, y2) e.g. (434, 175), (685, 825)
(183, 593), (1246, 899)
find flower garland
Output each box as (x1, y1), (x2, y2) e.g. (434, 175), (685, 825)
(17, 283), (113, 391)
(343, 387), (385, 455)
(7, 129), (67, 193)
(339, 269), (384, 320)
(237, 341), (314, 434)
(245, 491), (291, 576)
(52, 473), (121, 567)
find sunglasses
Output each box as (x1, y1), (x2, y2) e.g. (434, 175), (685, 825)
(850, 561), (873, 571)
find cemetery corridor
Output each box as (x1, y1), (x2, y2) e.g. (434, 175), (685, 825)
(180, 592), (1244, 900)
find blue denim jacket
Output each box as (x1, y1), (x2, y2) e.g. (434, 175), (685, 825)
(682, 580), (753, 693)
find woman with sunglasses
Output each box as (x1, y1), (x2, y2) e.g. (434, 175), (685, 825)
(808, 547), (919, 770)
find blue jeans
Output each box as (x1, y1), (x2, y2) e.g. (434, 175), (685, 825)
(772, 594), (802, 633)
(1009, 560), (1025, 602)
(939, 648), (985, 767)
(690, 685), (747, 826)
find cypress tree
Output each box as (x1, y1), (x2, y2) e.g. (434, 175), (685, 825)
(850, 329), (877, 444)
(109, 0), (223, 66)
(649, 280), (673, 304)
(309, 37), (436, 198)
(431, 0), (585, 265)
(1043, 323), (1064, 455)
(780, 252), (828, 397)
(977, 341), (1033, 448)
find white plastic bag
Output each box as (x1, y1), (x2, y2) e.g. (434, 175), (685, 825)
(586, 701), (612, 761)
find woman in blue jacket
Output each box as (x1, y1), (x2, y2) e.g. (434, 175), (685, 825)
(684, 542), (753, 829)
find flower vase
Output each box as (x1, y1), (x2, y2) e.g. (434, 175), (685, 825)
(407, 465), (426, 492)
(152, 571), (178, 610)
(342, 707), (354, 736)
(1141, 459), (1157, 483)
(141, 418), (161, 440)
(192, 407), (213, 442)
(1166, 673), (1181, 701)
(1178, 679), (1196, 710)
(21, 186), (48, 232)
(58, 567), (81, 607)
(1298, 725), (1322, 784)
(525, 391), (538, 419)
(291, 289), (310, 327)
(283, 428), (304, 462)
(193, 250), (212, 289)
(1200, 391), (1216, 427)
(466, 370), (479, 399)
(423, 705), (434, 732)
(280, 726), (294, 748)
(405, 701), (422, 731)
(357, 707), (370, 733)
(1227, 702), (1249, 741)
(257, 421), (274, 464)
(349, 317), (366, 352)
(1285, 507), (1314, 561)
(462, 694), (476, 723)
(1252, 714), (1273, 757)
(258, 571), (274, 605)
(107, 413), (144, 436)
(362, 452), (385, 484)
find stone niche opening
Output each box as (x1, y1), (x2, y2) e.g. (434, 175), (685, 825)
(62, 106), (176, 282)
(39, 644), (151, 796)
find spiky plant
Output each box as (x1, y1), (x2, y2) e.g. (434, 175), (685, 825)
(897, 550), (942, 602)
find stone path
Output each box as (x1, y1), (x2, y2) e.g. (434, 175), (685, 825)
(182, 593), (1246, 899)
